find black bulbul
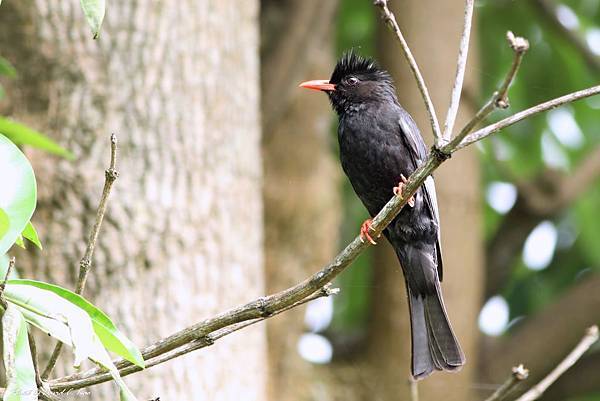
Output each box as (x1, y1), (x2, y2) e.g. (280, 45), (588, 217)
(299, 51), (465, 379)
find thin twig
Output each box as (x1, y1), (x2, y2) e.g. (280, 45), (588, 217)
(515, 325), (599, 401)
(443, 31), (529, 153)
(0, 256), (15, 295)
(27, 333), (61, 400)
(76, 133), (118, 294)
(459, 83), (600, 149)
(410, 379), (419, 401)
(373, 0), (442, 144)
(27, 330), (43, 388)
(0, 256), (15, 310)
(50, 285), (340, 390)
(484, 365), (529, 401)
(442, 0), (475, 141)
(41, 134), (119, 380)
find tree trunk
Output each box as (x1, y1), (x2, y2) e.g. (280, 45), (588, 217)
(368, 0), (483, 400)
(261, 1), (341, 399)
(0, 1), (266, 400)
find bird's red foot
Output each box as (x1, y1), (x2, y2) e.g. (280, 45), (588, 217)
(393, 174), (415, 207)
(360, 219), (378, 245)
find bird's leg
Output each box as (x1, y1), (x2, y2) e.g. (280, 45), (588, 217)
(393, 174), (415, 207)
(359, 219), (379, 245)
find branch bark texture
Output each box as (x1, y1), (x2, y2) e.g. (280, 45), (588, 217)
(484, 365), (529, 401)
(515, 326), (598, 401)
(442, 0), (475, 141)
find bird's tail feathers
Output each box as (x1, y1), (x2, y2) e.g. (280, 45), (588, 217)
(408, 283), (465, 380)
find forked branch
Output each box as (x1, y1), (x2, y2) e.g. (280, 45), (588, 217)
(374, 0), (443, 144)
(484, 365), (529, 401)
(515, 326), (599, 401)
(443, 31), (529, 153)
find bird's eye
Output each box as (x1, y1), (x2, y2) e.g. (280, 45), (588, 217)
(345, 76), (359, 85)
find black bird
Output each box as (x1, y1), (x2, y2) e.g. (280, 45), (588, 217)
(299, 51), (465, 379)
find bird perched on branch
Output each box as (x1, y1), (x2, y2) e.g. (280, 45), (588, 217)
(299, 51), (465, 379)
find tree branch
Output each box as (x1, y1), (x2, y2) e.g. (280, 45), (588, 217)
(442, 0), (475, 141)
(49, 285), (339, 391)
(24, 68), (598, 395)
(443, 31), (529, 153)
(76, 133), (119, 294)
(484, 365), (529, 401)
(27, 330), (43, 389)
(515, 326), (599, 401)
(538, 354), (600, 401)
(45, 74), (600, 392)
(458, 84), (600, 149)
(0, 256), (15, 294)
(373, 0), (443, 145)
(483, 274), (600, 386)
(410, 379), (419, 401)
(42, 134), (119, 380)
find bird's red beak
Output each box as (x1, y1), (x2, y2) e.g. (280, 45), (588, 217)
(299, 79), (336, 92)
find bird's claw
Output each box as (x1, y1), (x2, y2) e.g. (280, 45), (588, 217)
(393, 174), (415, 207)
(359, 219), (378, 245)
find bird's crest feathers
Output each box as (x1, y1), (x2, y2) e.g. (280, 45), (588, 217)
(330, 51), (390, 84)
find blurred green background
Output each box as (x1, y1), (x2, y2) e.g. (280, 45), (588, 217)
(319, 1), (600, 400)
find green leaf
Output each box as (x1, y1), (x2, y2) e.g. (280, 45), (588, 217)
(17, 305), (140, 399)
(4, 284), (93, 367)
(2, 304), (38, 401)
(0, 57), (16, 78)
(0, 118), (74, 159)
(5, 283), (140, 399)
(14, 235), (25, 249)
(0, 208), (8, 239)
(16, 306), (73, 346)
(0, 134), (36, 255)
(80, 0), (106, 39)
(7, 280), (144, 368)
(5, 281), (141, 401)
(21, 222), (41, 250)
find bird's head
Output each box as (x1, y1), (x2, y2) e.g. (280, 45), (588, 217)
(299, 51), (396, 115)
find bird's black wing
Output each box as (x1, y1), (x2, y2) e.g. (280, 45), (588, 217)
(398, 110), (444, 280)
(398, 110), (427, 163)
